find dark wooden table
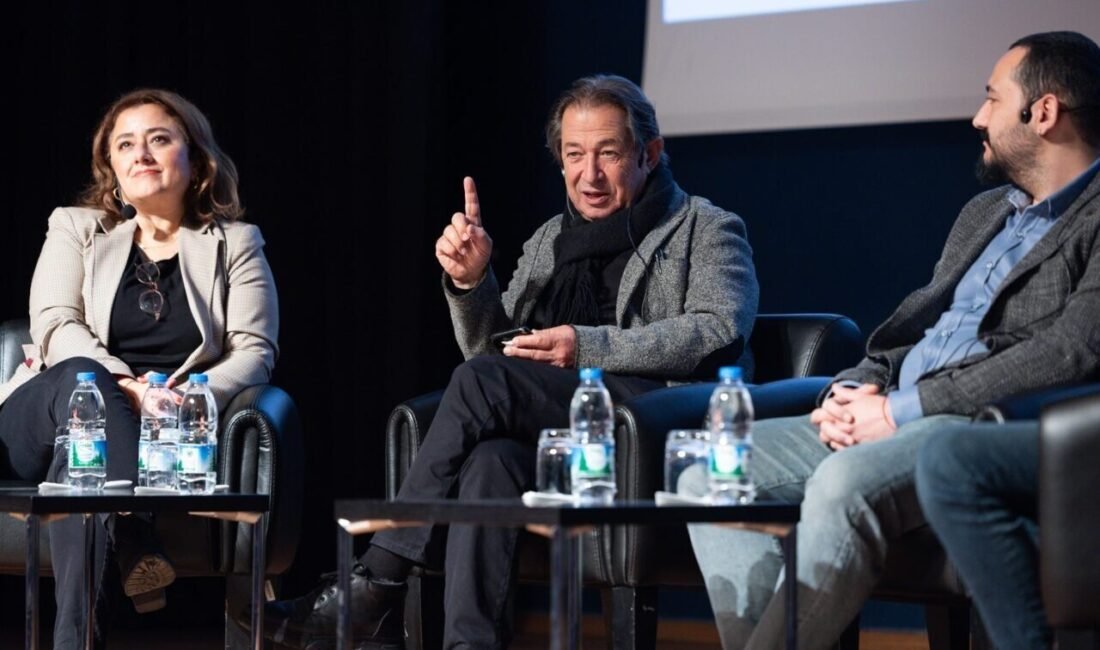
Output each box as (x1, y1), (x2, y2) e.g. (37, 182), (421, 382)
(333, 498), (800, 650)
(0, 487), (269, 650)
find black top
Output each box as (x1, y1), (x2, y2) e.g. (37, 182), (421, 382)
(598, 251), (631, 325)
(108, 244), (203, 376)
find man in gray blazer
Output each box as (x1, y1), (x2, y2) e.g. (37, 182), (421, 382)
(687, 31), (1100, 650)
(260, 75), (759, 649)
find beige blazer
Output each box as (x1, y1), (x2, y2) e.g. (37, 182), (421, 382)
(0, 206), (279, 410)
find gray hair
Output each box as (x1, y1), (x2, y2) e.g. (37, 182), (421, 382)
(545, 74), (668, 167)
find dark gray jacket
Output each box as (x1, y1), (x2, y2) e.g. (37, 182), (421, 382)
(445, 187), (759, 382)
(834, 172), (1100, 416)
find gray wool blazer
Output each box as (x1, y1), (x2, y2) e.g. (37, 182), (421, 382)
(446, 187), (759, 382)
(0, 207), (279, 410)
(834, 171), (1100, 416)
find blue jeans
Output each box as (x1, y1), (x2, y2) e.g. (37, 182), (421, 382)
(915, 421), (1049, 650)
(684, 413), (966, 650)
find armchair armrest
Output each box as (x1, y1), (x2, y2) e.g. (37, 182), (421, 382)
(219, 384), (303, 576)
(385, 390), (444, 499)
(0, 318), (31, 383)
(1039, 391), (1100, 627)
(976, 381), (1100, 422)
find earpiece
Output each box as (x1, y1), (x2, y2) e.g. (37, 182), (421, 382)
(1020, 97), (1038, 124)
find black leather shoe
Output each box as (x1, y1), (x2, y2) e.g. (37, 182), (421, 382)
(121, 552), (176, 612)
(112, 514), (176, 613)
(261, 570), (406, 650)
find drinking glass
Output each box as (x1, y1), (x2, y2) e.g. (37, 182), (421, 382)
(664, 429), (710, 493)
(53, 426), (70, 484)
(536, 428), (573, 495)
(146, 440), (179, 489)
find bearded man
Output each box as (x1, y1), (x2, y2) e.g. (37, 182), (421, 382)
(687, 30), (1100, 650)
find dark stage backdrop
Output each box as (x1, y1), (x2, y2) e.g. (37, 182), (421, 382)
(0, 0), (984, 605)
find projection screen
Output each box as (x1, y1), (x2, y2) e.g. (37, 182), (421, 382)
(643, 0), (1100, 135)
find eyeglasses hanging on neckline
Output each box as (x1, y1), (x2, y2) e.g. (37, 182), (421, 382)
(135, 260), (164, 321)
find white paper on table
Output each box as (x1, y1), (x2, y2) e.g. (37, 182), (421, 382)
(654, 490), (711, 506)
(134, 486), (179, 496)
(521, 491), (578, 507)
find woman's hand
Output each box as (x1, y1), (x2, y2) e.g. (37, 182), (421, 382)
(119, 372), (184, 411)
(117, 376), (149, 413)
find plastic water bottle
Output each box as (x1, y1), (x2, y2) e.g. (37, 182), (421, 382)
(177, 373), (218, 494)
(570, 367), (616, 504)
(67, 372), (107, 490)
(140, 373), (179, 488)
(707, 366), (756, 504)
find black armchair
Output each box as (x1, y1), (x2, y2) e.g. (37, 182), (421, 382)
(385, 313), (863, 649)
(0, 318), (304, 648)
(1037, 387), (1100, 646)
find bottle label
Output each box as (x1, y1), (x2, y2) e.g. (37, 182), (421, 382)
(572, 443), (613, 480)
(177, 443), (215, 473)
(709, 443), (749, 479)
(147, 444), (177, 472)
(70, 439), (107, 470)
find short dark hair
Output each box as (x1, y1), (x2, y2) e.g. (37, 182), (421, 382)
(1011, 31), (1100, 147)
(545, 74), (668, 167)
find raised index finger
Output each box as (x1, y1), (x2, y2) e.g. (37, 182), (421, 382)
(464, 176), (482, 226)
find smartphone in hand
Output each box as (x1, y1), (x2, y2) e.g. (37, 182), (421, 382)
(490, 327), (532, 348)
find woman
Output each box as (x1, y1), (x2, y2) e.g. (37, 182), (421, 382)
(0, 88), (278, 648)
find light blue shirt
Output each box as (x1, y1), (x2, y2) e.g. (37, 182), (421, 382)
(888, 157), (1100, 426)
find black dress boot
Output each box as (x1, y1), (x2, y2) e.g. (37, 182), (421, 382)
(262, 568), (406, 650)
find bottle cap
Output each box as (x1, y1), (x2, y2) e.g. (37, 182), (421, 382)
(147, 372), (168, 384)
(188, 373), (209, 384)
(718, 366), (742, 381)
(76, 371), (96, 382)
(579, 367), (603, 381)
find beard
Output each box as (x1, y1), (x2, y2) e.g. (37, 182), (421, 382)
(975, 155), (1010, 186)
(974, 126), (1038, 188)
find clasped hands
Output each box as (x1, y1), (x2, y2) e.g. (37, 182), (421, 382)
(435, 176), (577, 369)
(117, 373), (184, 412)
(811, 383), (897, 450)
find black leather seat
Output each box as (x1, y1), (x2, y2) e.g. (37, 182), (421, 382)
(385, 313), (864, 649)
(1034, 387), (1100, 646)
(0, 318), (304, 647)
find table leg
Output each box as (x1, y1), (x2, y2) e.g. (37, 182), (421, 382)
(83, 514), (95, 650)
(336, 525), (353, 650)
(567, 531), (581, 649)
(550, 526), (582, 650)
(781, 527), (798, 650)
(250, 514), (267, 650)
(25, 514), (40, 650)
